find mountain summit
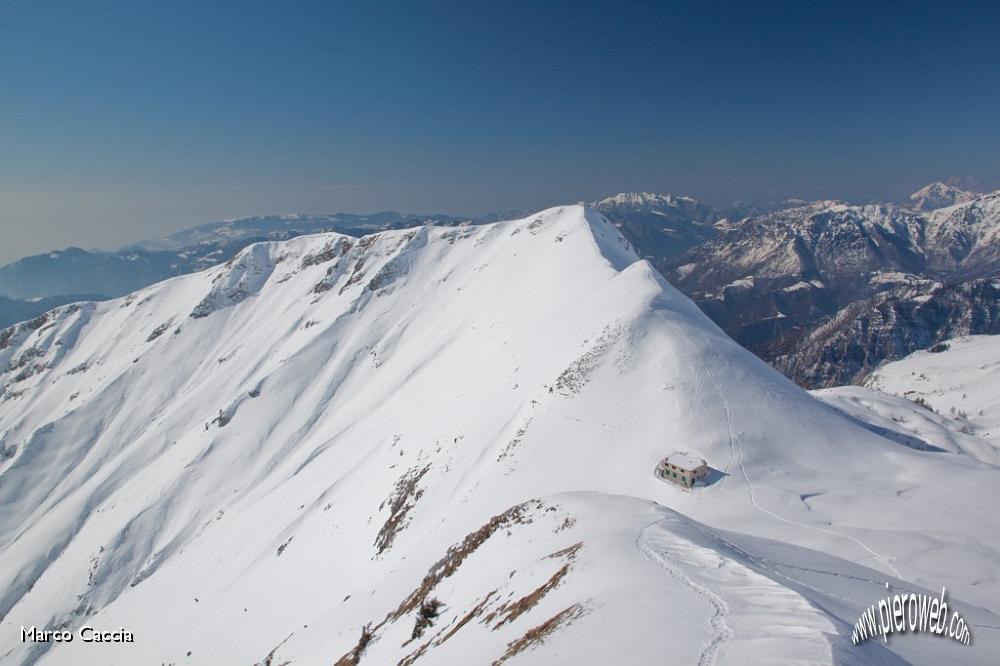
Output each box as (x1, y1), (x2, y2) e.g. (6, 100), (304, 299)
(2, 207), (999, 664)
(909, 181), (980, 211)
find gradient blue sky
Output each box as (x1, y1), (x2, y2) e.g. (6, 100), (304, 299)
(1, 0), (998, 262)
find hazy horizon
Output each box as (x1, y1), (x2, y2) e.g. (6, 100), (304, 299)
(1, 0), (997, 264)
(1, 176), (998, 265)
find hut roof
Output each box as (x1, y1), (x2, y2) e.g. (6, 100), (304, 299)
(664, 453), (705, 471)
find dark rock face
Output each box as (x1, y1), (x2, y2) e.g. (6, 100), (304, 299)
(592, 192), (719, 261)
(666, 203), (929, 295)
(654, 203), (930, 353)
(769, 277), (1000, 387)
(616, 190), (1000, 387)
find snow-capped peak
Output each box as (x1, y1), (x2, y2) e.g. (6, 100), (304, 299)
(592, 191), (700, 212)
(909, 181), (979, 211)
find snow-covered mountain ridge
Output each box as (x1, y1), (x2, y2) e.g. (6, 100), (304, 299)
(591, 191), (708, 215)
(0, 213), (482, 303)
(2, 206), (999, 664)
(909, 182), (979, 211)
(3, 183), (997, 390)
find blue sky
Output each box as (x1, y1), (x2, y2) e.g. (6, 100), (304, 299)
(0, 0), (998, 262)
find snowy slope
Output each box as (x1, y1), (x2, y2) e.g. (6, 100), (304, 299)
(812, 383), (1000, 466)
(1, 207), (999, 665)
(864, 335), (1000, 446)
(0, 295), (104, 332)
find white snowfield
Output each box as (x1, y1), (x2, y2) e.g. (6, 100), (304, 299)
(865, 335), (1000, 449)
(815, 335), (1000, 471)
(1, 207), (998, 665)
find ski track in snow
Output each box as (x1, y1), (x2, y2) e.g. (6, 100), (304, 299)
(636, 519), (731, 666)
(710, 363), (902, 579)
(685, 520), (872, 607)
(663, 316), (903, 579)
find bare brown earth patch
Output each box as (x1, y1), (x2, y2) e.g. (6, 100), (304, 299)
(374, 465), (431, 556)
(484, 542), (581, 629)
(334, 502), (537, 665)
(553, 323), (624, 395)
(337, 259), (368, 295)
(146, 321), (172, 342)
(496, 417), (532, 463)
(301, 238), (353, 268)
(491, 604), (587, 665)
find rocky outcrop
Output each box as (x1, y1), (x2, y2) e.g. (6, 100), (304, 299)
(771, 276), (1000, 387)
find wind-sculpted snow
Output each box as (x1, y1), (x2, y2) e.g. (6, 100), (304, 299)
(1, 206), (999, 664)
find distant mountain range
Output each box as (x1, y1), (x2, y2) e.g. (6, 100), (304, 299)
(771, 275), (1000, 387)
(641, 187), (1000, 386)
(1, 182), (998, 387)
